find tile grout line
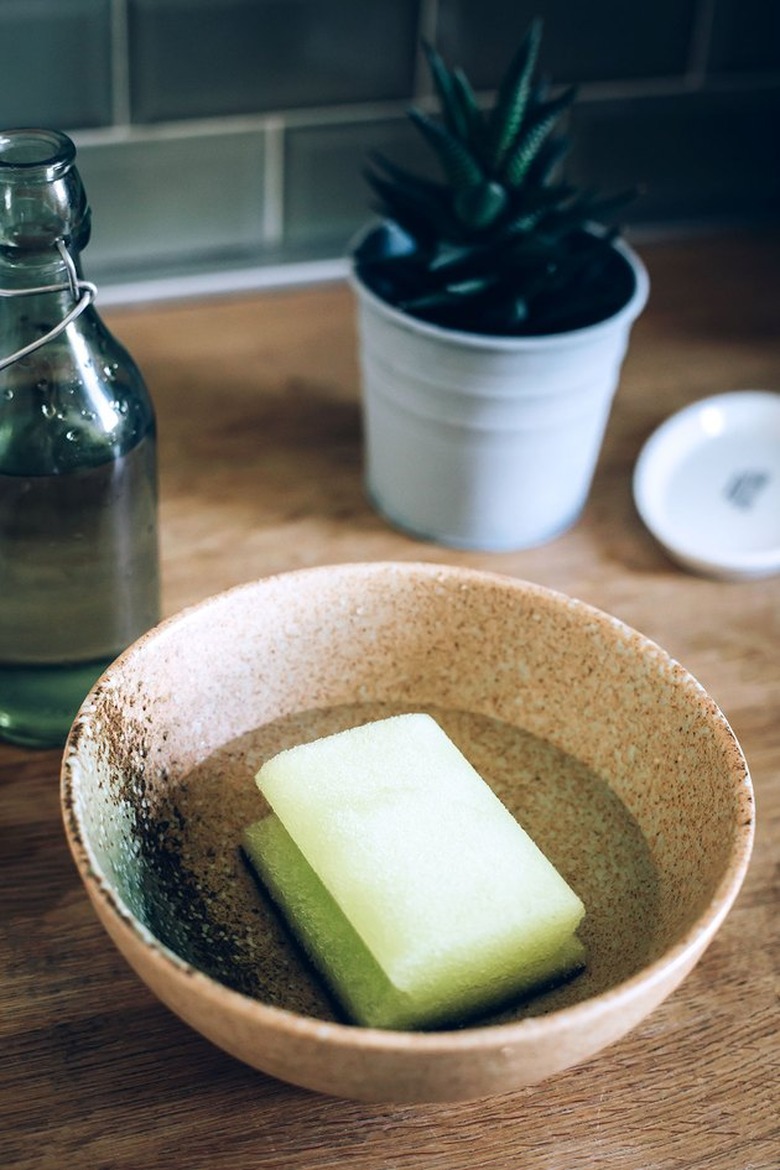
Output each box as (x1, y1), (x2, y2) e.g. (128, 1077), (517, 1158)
(262, 117), (286, 246)
(109, 0), (132, 128)
(686, 0), (716, 89)
(414, 0), (440, 97)
(70, 69), (780, 154)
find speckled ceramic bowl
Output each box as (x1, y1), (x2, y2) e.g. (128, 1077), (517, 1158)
(61, 562), (754, 1103)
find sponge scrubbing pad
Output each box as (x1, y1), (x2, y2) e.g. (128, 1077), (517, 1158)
(243, 713), (585, 1030)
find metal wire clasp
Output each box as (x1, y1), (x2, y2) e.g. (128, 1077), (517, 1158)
(0, 240), (98, 372)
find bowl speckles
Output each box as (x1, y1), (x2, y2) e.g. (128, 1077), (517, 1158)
(60, 562), (754, 1103)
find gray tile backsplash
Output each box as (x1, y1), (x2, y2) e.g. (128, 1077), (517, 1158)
(569, 87), (780, 224)
(77, 129), (267, 270)
(284, 117), (434, 252)
(435, 0), (699, 87)
(0, 0), (113, 129)
(0, 0), (777, 300)
(128, 0), (421, 122)
(708, 0), (780, 74)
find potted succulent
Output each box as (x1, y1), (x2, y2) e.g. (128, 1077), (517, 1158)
(350, 19), (649, 550)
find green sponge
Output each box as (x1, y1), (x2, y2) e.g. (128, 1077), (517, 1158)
(243, 713), (585, 1030)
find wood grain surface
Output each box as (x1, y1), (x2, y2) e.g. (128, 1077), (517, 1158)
(2, 230), (778, 1169)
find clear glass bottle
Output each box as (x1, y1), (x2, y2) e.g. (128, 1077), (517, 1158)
(0, 129), (160, 748)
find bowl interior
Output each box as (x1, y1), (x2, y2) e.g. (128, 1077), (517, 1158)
(63, 562), (752, 1032)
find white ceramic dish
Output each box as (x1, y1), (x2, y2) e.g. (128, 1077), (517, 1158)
(633, 390), (780, 579)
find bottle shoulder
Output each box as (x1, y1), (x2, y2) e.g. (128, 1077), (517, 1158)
(0, 305), (156, 475)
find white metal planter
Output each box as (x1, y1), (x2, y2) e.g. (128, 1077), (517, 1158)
(351, 240), (649, 551)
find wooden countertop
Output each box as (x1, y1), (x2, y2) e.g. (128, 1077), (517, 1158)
(3, 230), (779, 1170)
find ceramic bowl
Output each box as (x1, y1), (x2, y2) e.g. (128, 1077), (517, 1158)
(61, 562), (754, 1104)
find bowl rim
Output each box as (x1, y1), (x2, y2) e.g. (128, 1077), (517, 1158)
(60, 561), (756, 1056)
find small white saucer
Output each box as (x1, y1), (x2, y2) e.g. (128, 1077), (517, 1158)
(633, 390), (780, 579)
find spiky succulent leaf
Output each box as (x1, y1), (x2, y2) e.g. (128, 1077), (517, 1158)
(364, 153), (450, 219)
(364, 167), (449, 246)
(365, 151), (446, 199)
(407, 108), (483, 191)
(502, 181), (578, 233)
(523, 134), (570, 187)
(427, 240), (485, 272)
(421, 41), (488, 161)
(450, 67), (486, 155)
(422, 41), (470, 144)
(403, 272), (498, 310)
(502, 86), (576, 188)
(453, 180), (508, 229)
(487, 17), (543, 172)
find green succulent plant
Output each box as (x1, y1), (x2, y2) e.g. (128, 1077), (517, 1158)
(353, 19), (636, 336)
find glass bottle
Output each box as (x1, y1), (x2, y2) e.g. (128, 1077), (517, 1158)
(0, 128), (160, 748)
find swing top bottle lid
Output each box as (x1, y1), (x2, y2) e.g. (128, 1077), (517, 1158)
(0, 128), (90, 252)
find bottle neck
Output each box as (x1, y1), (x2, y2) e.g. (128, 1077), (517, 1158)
(0, 240), (97, 376)
(0, 238), (85, 291)
(0, 131), (99, 375)
(0, 129), (91, 292)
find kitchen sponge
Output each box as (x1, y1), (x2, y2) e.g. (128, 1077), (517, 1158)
(244, 713), (585, 1029)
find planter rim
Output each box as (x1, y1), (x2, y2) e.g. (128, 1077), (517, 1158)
(349, 229), (649, 353)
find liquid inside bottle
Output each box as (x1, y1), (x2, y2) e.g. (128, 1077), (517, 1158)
(0, 433), (159, 747)
(0, 129), (160, 747)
